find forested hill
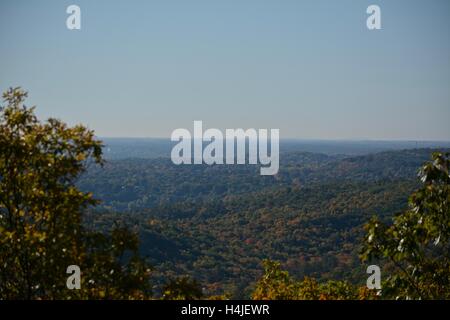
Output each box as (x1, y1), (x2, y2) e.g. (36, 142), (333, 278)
(79, 148), (440, 211)
(80, 148), (448, 297)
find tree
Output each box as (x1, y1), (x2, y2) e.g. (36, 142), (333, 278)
(0, 87), (151, 299)
(252, 260), (375, 300)
(361, 152), (450, 299)
(162, 276), (203, 300)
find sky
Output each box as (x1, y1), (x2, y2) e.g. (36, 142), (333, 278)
(1, 0), (449, 140)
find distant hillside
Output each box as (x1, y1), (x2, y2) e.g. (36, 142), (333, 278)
(101, 137), (450, 159)
(79, 148), (446, 211)
(82, 148), (448, 298)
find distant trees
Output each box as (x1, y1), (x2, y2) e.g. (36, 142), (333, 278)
(253, 153), (450, 300)
(361, 152), (450, 299)
(0, 88), (151, 299)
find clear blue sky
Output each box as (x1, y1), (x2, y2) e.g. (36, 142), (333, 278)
(1, 0), (449, 140)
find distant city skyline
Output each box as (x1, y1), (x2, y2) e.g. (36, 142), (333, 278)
(1, 0), (449, 140)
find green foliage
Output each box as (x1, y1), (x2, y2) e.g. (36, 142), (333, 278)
(251, 260), (299, 300)
(0, 88), (151, 299)
(252, 260), (376, 300)
(162, 276), (203, 300)
(361, 152), (450, 299)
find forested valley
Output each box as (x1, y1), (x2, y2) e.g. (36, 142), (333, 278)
(79, 148), (440, 297)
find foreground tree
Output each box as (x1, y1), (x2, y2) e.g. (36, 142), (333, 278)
(0, 87), (151, 299)
(361, 152), (450, 299)
(252, 260), (376, 300)
(162, 276), (203, 300)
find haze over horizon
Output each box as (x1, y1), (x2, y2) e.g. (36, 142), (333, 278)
(98, 136), (450, 142)
(1, 0), (449, 140)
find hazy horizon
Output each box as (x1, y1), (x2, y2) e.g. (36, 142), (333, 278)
(98, 136), (450, 159)
(98, 136), (450, 142)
